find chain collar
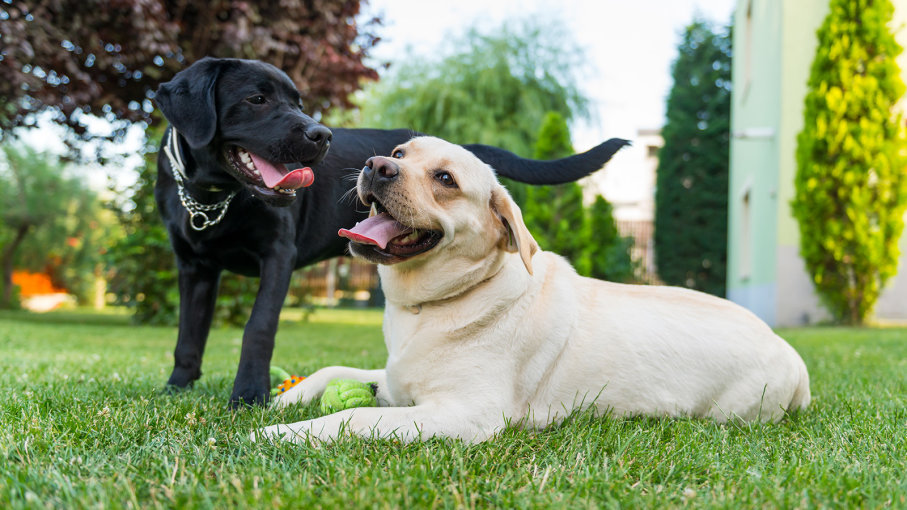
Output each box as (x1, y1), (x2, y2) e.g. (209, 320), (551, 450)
(164, 127), (237, 231)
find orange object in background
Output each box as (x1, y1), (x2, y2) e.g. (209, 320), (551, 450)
(11, 271), (66, 297)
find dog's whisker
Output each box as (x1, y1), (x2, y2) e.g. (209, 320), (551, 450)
(406, 201), (419, 230)
(339, 186), (361, 206)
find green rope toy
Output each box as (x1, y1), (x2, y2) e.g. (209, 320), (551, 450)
(270, 366), (378, 415)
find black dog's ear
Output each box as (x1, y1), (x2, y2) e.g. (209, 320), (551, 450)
(155, 58), (223, 149)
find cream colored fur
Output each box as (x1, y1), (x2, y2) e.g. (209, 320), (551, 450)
(254, 136), (810, 444)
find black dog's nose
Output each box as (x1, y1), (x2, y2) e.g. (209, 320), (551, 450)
(305, 124), (332, 144)
(365, 156), (399, 180)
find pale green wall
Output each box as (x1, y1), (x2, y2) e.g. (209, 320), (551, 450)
(773, 0), (830, 326)
(870, 1), (907, 320)
(728, 0), (787, 324)
(777, 0), (827, 248)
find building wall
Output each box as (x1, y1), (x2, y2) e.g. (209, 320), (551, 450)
(728, 0), (786, 324)
(871, 1), (907, 322)
(773, 0), (830, 325)
(588, 130), (660, 222)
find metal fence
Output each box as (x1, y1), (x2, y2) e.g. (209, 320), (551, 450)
(290, 257), (382, 307)
(616, 220), (661, 284)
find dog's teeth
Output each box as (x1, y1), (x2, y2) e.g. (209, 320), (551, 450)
(396, 230), (421, 245)
(369, 203), (377, 218)
(240, 151), (252, 164)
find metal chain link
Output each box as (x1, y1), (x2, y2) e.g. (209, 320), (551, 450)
(175, 184), (237, 231)
(165, 127), (237, 231)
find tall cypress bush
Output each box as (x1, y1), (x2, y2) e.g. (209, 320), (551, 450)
(523, 112), (592, 274)
(654, 19), (732, 296)
(523, 112), (634, 281)
(792, 0), (907, 324)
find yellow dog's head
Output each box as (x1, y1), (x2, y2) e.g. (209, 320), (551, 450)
(340, 137), (538, 293)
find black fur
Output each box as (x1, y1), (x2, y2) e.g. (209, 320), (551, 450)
(154, 57), (628, 406)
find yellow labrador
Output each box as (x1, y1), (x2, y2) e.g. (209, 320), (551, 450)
(255, 136), (810, 444)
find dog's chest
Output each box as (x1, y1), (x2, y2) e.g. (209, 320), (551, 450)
(381, 306), (503, 406)
(167, 219), (292, 277)
(381, 311), (462, 406)
(383, 331), (437, 406)
(180, 233), (262, 273)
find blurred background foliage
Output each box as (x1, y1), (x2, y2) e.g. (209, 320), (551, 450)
(0, 144), (119, 309)
(0, 0), (379, 154)
(102, 119), (178, 324)
(343, 20), (588, 158)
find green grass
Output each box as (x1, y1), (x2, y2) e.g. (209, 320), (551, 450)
(1, 307), (905, 508)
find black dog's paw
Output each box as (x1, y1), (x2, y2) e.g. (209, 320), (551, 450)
(166, 367), (201, 390)
(230, 391), (270, 409)
(161, 382), (193, 396)
(229, 369), (272, 408)
(229, 388), (271, 409)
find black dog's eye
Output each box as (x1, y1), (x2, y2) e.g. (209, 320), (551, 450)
(392, 149), (404, 159)
(434, 170), (457, 188)
(246, 95), (267, 105)
(297, 98), (305, 110)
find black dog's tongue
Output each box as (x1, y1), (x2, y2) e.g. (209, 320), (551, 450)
(338, 213), (412, 249)
(249, 152), (314, 189)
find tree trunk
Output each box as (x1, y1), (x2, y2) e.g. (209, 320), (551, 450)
(1, 222), (31, 308)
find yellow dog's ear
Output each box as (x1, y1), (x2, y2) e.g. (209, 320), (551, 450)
(491, 187), (539, 274)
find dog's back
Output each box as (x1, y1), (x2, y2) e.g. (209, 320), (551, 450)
(521, 251), (810, 424)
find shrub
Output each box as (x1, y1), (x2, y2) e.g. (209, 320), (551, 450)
(792, 0), (907, 324)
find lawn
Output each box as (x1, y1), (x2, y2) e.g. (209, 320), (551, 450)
(1, 307), (905, 508)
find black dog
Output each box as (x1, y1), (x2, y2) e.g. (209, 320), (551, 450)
(154, 57), (628, 406)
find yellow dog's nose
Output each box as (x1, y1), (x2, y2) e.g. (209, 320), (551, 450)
(364, 156), (400, 180)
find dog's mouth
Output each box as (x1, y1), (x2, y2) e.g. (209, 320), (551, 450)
(338, 197), (443, 263)
(226, 146), (315, 202)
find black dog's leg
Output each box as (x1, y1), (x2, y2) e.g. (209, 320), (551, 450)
(229, 247), (297, 407)
(167, 261), (222, 389)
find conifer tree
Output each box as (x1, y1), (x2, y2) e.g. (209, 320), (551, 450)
(654, 19), (731, 296)
(587, 195), (636, 282)
(524, 112), (634, 281)
(523, 112), (592, 274)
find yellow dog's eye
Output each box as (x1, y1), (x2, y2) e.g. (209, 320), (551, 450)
(392, 149), (404, 159)
(434, 171), (457, 188)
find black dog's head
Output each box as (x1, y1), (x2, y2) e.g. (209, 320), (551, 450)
(155, 57), (332, 206)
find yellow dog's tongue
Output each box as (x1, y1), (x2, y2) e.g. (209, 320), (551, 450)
(249, 152), (314, 189)
(338, 213), (412, 250)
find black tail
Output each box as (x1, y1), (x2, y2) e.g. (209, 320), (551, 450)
(462, 138), (630, 185)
